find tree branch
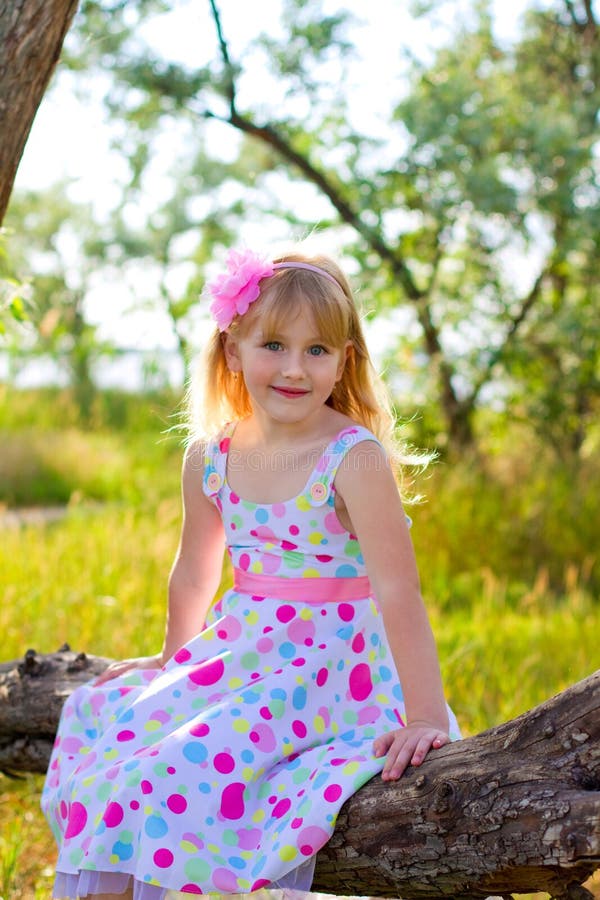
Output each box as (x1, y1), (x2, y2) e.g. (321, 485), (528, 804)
(1, 648), (598, 899)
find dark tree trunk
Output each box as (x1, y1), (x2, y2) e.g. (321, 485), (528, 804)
(0, 0), (79, 224)
(1, 648), (598, 899)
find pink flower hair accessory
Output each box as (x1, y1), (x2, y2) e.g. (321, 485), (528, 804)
(207, 249), (275, 331)
(207, 248), (342, 331)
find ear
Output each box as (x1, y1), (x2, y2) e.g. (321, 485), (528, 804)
(335, 341), (353, 382)
(223, 332), (243, 373)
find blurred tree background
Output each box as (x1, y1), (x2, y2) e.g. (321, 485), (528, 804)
(1, 0), (598, 456)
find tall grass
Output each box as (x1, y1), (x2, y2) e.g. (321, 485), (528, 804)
(0, 386), (598, 899)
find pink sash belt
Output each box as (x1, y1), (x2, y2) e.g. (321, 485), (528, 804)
(233, 568), (372, 603)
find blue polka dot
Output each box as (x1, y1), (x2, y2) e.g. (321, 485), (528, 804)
(228, 856), (246, 870)
(255, 508), (269, 524)
(370, 633), (380, 647)
(336, 625), (353, 640)
(379, 665), (392, 681)
(241, 749), (255, 763)
(123, 760), (140, 771)
(392, 683), (404, 702)
(312, 772), (329, 790)
(335, 564), (358, 577)
(112, 840), (133, 861)
(145, 815), (168, 838)
(270, 688), (287, 700)
(241, 689), (261, 704)
(292, 686), (307, 710)
(279, 642), (296, 659)
(198, 782), (211, 794)
(117, 708), (135, 723)
(183, 742), (208, 764)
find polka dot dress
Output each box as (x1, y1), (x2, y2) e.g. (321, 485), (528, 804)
(42, 424), (460, 898)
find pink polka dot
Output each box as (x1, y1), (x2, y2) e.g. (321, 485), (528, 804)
(236, 827), (261, 850)
(230, 491), (240, 504)
(259, 705), (273, 720)
(256, 637), (274, 653)
(357, 705), (381, 724)
(251, 879), (271, 891)
(216, 615), (242, 641)
(167, 766), (176, 774)
(220, 782), (246, 820)
(316, 667), (329, 686)
(272, 503), (286, 518)
(116, 729), (135, 742)
(316, 554), (333, 562)
(249, 722), (276, 752)
(349, 663), (373, 701)
(189, 657), (225, 686)
(213, 868), (239, 891)
(352, 633), (365, 653)
(287, 619), (316, 645)
(239, 553), (251, 571)
(130, 800), (140, 810)
(189, 722), (210, 737)
(291, 817), (303, 829)
(214, 752), (235, 774)
(103, 802), (124, 828)
(141, 780), (153, 794)
(180, 886), (202, 895)
(167, 793), (187, 814)
(281, 540), (298, 551)
(154, 848), (174, 868)
(338, 603), (355, 621)
(324, 511), (347, 534)
(288, 525), (299, 536)
(173, 647), (192, 664)
(276, 605), (296, 623)
(324, 783), (343, 802)
(297, 825), (330, 855)
(64, 801), (87, 838)
(292, 719), (307, 738)
(272, 798), (291, 818)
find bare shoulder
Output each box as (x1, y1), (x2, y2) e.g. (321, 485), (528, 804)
(337, 438), (392, 477)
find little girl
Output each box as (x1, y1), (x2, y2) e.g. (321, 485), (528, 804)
(42, 248), (460, 900)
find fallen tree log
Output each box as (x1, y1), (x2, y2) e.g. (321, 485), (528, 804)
(1, 647), (598, 900)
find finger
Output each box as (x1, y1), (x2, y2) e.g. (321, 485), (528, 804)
(410, 733), (435, 767)
(382, 738), (415, 781)
(432, 733), (450, 748)
(373, 732), (396, 758)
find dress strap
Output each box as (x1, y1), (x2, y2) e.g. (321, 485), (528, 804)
(303, 425), (382, 507)
(202, 422), (235, 500)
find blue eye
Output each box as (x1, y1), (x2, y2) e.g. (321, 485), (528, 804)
(308, 345), (327, 356)
(264, 341), (282, 351)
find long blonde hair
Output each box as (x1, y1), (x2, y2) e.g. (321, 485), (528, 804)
(187, 251), (421, 471)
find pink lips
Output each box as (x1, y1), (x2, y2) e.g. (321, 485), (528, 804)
(272, 386), (309, 398)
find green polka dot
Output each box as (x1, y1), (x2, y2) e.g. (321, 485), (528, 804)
(283, 550), (305, 569)
(222, 828), (238, 846)
(153, 762), (171, 777)
(241, 651), (260, 670)
(269, 699), (285, 719)
(97, 782), (112, 802)
(344, 538), (362, 557)
(343, 710), (358, 724)
(184, 858), (211, 882)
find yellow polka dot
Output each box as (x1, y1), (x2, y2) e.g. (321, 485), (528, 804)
(282, 743), (295, 756)
(302, 567), (320, 577)
(240, 850), (254, 860)
(314, 715), (326, 734)
(246, 610), (259, 625)
(252, 808), (266, 823)
(242, 766), (255, 781)
(233, 718), (250, 733)
(279, 845), (298, 862)
(180, 840), (198, 854)
(300, 607), (314, 620)
(308, 532), (325, 545)
(109, 854), (119, 864)
(331, 721), (339, 734)
(295, 495), (311, 512)
(250, 560), (264, 573)
(104, 748), (118, 760)
(144, 720), (161, 731)
(375, 693), (390, 703)
(228, 676), (244, 689)
(82, 775), (96, 787)
(343, 761), (360, 775)
(144, 805), (153, 815)
(207, 843), (220, 854)
(80, 746), (91, 755)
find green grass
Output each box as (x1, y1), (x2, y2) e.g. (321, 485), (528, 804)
(0, 385), (598, 899)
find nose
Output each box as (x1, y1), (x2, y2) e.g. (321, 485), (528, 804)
(281, 350), (305, 379)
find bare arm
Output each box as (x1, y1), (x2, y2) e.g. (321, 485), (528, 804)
(161, 442), (226, 661)
(335, 443), (449, 779)
(96, 442), (225, 683)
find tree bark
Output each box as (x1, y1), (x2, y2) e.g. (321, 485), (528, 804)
(0, 0), (79, 225)
(1, 648), (598, 899)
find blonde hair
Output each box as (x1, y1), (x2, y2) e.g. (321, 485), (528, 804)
(187, 251), (423, 473)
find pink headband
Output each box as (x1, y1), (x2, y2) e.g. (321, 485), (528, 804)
(207, 249), (342, 331)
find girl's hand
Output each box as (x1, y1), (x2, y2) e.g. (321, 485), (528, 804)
(373, 721), (450, 781)
(93, 655), (163, 686)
